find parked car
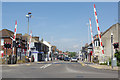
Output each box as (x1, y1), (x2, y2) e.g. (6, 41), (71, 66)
(59, 57), (64, 60)
(64, 57), (70, 61)
(71, 57), (78, 62)
(77, 57), (79, 60)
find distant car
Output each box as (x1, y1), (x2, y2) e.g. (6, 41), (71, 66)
(57, 57), (60, 60)
(71, 57), (78, 62)
(59, 57), (64, 60)
(77, 57), (79, 60)
(64, 57), (70, 61)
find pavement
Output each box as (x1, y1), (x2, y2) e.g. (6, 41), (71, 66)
(78, 61), (119, 71)
(1, 60), (119, 78)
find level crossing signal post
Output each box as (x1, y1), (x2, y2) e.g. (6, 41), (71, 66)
(4, 42), (12, 64)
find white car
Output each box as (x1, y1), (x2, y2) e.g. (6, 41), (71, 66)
(71, 57), (78, 62)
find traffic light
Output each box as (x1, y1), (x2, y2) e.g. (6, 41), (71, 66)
(4, 43), (11, 49)
(113, 42), (119, 49)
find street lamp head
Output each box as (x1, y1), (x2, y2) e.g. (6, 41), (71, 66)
(28, 12), (32, 15)
(26, 15), (29, 17)
(26, 15), (32, 18)
(111, 33), (113, 36)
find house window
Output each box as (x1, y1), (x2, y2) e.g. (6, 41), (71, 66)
(96, 41), (98, 46)
(99, 41), (100, 46)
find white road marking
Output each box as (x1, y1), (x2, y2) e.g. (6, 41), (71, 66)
(40, 64), (52, 69)
(40, 62), (57, 69)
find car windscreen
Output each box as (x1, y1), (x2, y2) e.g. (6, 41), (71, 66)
(72, 57), (77, 59)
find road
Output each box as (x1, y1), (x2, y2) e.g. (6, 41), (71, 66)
(1, 60), (118, 78)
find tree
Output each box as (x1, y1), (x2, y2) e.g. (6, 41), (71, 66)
(65, 51), (69, 53)
(41, 38), (43, 42)
(69, 52), (77, 57)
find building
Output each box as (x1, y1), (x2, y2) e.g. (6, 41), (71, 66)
(81, 43), (89, 61)
(0, 29), (28, 63)
(93, 23), (120, 63)
(43, 40), (52, 61)
(0, 29), (25, 57)
(0, 29), (13, 58)
(29, 39), (49, 62)
(52, 46), (59, 60)
(101, 23), (120, 62)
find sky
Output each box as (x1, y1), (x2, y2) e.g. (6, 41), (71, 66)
(2, 2), (118, 52)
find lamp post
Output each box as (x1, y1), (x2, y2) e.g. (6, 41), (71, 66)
(26, 12), (32, 35)
(111, 33), (113, 69)
(26, 12), (32, 57)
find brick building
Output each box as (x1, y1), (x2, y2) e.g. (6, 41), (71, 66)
(0, 29), (27, 60)
(0, 29), (14, 57)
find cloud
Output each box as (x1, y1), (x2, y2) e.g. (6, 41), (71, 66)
(50, 38), (82, 52)
(73, 44), (79, 48)
(59, 38), (77, 43)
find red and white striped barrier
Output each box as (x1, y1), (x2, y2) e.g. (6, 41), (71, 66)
(1, 51), (4, 58)
(13, 21), (17, 41)
(94, 4), (104, 54)
(89, 18), (95, 55)
(13, 20), (17, 56)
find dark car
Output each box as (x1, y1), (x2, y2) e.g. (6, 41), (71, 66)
(59, 57), (64, 60)
(64, 57), (70, 61)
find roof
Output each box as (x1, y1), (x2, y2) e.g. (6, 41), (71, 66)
(23, 33), (29, 37)
(43, 40), (52, 47)
(0, 29), (23, 39)
(93, 23), (120, 41)
(0, 29), (14, 37)
(22, 33), (38, 42)
(32, 36), (39, 41)
(16, 34), (22, 38)
(102, 23), (120, 36)
(22, 36), (27, 40)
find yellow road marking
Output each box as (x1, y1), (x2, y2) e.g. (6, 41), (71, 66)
(79, 62), (85, 66)
(8, 64), (19, 67)
(37, 62), (41, 63)
(26, 64), (31, 66)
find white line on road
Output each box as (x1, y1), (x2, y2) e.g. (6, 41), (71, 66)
(40, 64), (52, 69)
(40, 62), (57, 69)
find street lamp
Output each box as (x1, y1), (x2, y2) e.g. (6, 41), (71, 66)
(111, 33), (113, 69)
(26, 12), (32, 57)
(26, 12), (32, 35)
